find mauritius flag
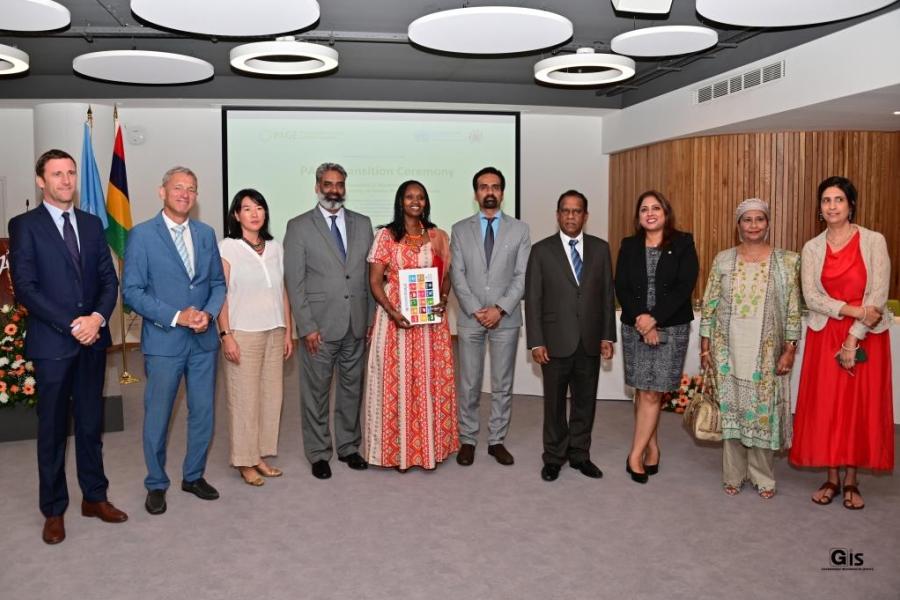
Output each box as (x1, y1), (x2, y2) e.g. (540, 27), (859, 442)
(105, 123), (132, 258)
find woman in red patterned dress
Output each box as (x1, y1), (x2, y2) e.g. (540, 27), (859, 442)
(363, 180), (459, 470)
(790, 176), (894, 509)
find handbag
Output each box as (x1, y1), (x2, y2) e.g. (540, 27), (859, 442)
(683, 367), (722, 442)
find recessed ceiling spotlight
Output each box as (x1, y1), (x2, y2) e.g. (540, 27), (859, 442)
(230, 37), (338, 76)
(893, 110), (900, 115)
(0, 44), (29, 76)
(534, 48), (636, 87)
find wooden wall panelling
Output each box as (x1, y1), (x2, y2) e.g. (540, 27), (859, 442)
(609, 131), (900, 300)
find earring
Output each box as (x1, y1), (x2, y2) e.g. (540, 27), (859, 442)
(817, 212), (825, 222)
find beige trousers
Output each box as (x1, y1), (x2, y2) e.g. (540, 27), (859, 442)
(223, 328), (285, 467)
(722, 439), (776, 492)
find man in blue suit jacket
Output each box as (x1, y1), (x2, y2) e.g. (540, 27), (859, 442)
(10, 149), (128, 544)
(123, 166), (226, 515)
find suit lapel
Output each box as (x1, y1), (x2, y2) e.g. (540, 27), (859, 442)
(470, 215), (487, 269)
(188, 220), (202, 279)
(550, 236), (579, 288)
(344, 210), (355, 263)
(312, 209), (345, 265)
(37, 203), (81, 276)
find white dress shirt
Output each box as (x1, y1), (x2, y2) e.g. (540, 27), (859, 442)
(42, 201), (81, 250)
(162, 211), (195, 327)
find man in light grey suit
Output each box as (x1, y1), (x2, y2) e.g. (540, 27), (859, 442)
(284, 163), (374, 480)
(450, 167), (531, 466)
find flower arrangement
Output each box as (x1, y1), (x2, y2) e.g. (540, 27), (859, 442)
(0, 303), (37, 408)
(661, 372), (704, 414)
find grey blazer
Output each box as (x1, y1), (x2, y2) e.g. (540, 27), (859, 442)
(450, 212), (531, 329)
(283, 206), (375, 342)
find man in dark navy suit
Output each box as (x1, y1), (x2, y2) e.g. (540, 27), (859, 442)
(10, 149), (127, 544)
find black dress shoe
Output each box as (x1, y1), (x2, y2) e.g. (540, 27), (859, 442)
(145, 489), (167, 515)
(181, 478), (220, 500)
(541, 463), (561, 482)
(338, 452), (368, 470)
(311, 460), (332, 479)
(487, 444), (515, 465)
(456, 444), (475, 466)
(570, 459), (603, 479)
(626, 458), (649, 484)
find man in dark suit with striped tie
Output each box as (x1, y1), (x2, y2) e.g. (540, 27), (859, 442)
(9, 149), (127, 544)
(524, 190), (616, 482)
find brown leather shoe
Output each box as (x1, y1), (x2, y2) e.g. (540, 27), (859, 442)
(81, 500), (129, 523)
(456, 443), (475, 466)
(42, 516), (65, 544)
(488, 444), (515, 465)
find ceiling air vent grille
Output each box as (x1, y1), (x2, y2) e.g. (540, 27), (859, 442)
(694, 60), (785, 105)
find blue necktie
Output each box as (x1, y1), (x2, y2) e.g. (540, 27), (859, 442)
(62, 212), (81, 276)
(569, 239), (583, 284)
(172, 224), (194, 279)
(330, 215), (346, 262)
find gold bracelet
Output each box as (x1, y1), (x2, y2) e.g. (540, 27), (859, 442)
(700, 351), (710, 357)
(841, 343), (858, 352)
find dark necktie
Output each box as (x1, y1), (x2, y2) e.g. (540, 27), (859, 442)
(330, 215), (346, 262)
(62, 212), (81, 275)
(569, 239), (583, 284)
(484, 217), (496, 267)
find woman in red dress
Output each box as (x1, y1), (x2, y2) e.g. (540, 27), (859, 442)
(362, 180), (459, 471)
(791, 176), (894, 509)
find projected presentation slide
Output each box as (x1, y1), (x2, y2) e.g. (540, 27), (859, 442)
(223, 109), (519, 241)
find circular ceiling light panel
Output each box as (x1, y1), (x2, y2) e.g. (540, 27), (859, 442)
(230, 37), (338, 76)
(611, 26), (718, 57)
(408, 7), (573, 54)
(0, 0), (70, 31)
(534, 48), (636, 86)
(130, 0), (320, 37)
(696, 0), (898, 27)
(0, 44), (29, 75)
(73, 50), (214, 85)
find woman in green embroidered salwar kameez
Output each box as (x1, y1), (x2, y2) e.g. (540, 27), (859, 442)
(699, 199), (801, 499)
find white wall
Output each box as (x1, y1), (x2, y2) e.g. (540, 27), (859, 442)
(603, 9), (900, 153)
(0, 110), (35, 235)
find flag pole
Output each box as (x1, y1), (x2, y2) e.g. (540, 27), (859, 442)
(111, 105), (139, 384)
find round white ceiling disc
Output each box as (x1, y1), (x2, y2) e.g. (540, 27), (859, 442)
(696, 0), (898, 27)
(130, 0), (321, 37)
(0, 0), (70, 32)
(73, 51), (214, 85)
(611, 26), (718, 57)
(409, 7), (573, 54)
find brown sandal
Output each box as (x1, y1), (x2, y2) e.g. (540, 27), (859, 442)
(811, 480), (840, 505)
(842, 484), (865, 510)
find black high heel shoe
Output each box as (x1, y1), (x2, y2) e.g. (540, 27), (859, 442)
(644, 461), (659, 476)
(626, 458), (649, 484)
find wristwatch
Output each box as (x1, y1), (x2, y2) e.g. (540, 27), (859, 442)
(219, 329), (231, 338)
(494, 304), (507, 316)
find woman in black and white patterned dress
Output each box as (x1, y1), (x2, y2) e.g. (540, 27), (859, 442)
(615, 191), (699, 483)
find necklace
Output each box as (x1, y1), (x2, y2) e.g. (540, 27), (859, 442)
(826, 225), (855, 249)
(405, 225), (425, 240)
(242, 236), (265, 254)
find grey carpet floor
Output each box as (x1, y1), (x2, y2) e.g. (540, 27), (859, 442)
(1, 350), (898, 600)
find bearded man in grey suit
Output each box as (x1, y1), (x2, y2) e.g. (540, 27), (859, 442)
(450, 166), (531, 466)
(284, 163), (374, 480)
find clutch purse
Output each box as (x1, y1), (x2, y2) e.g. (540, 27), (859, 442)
(683, 367), (722, 442)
